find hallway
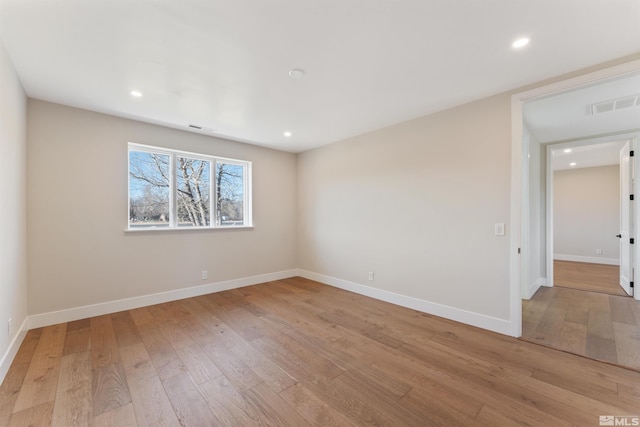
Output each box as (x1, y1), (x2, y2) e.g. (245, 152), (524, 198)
(522, 266), (640, 371)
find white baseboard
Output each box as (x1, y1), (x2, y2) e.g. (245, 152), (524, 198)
(0, 316), (29, 387)
(27, 269), (297, 330)
(523, 277), (546, 300)
(554, 254), (619, 265)
(297, 269), (512, 336)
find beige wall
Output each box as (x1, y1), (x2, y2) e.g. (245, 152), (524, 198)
(0, 41), (28, 368)
(297, 94), (512, 320)
(554, 165), (620, 261)
(27, 100), (297, 315)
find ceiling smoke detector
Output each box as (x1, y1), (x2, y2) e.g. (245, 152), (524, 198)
(288, 68), (306, 79)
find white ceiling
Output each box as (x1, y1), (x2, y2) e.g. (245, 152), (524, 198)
(525, 72), (640, 144)
(551, 140), (627, 171)
(1, 0), (639, 153)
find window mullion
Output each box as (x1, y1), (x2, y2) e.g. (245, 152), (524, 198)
(209, 160), (214, 227)
(170, 153), (177, 228)
(213, 160), (219, 227)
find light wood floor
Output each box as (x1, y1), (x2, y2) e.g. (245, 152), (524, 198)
(554, 260), (626, 296)
(522, 284), (640, 371)
(2, 278), (640, 426)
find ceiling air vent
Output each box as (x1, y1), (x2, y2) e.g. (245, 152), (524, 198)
(590, 94), (640, 115)
(187, 124), (215, 133)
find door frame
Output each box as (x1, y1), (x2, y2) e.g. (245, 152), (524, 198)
(544, 135), (638, 291)
(509, 58), (640, 337)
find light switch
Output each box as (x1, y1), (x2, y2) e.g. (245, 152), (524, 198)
(495, 223), (505, 236)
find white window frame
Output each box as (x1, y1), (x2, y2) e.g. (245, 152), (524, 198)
(127, 143), (253, 231)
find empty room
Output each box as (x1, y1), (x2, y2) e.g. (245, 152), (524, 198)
(1, 1), (640, 426)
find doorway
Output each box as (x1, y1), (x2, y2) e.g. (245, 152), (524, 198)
(520, 138), (640, 370)
(511, 61), (640, 370)
(550, 139), (629, 297)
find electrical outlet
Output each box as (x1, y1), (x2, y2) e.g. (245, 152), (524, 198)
(596, 248), (603, 255)
(201, 270), (208, 280)
(368, 271), (374, 281)
(7, 318), (12, 337)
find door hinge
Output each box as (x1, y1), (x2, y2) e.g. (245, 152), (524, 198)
(631, 238), (635, 244)
(518, 248), (521, 254)
(631, 194), (635, 201)
(631, 150), (635, 157)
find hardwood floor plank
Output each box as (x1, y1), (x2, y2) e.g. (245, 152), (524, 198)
(475, 403), (570, 427)
(200, 340), (264, 392)
(241, 382), (312, 427)
(556, 321), (587, 354)
(62, 328), (91, 356)
(90, 315), (119, 369)
(162, 372), (221, 426)
(564, 291), (589, 326)
(612, 322), (640, 370)
(0, 329), (42, 426)
(8, 401), (54, 427)
(128, 306), (154, 327)
(13, 324), (67, 412)
(400, 384), (485, 427)
(531, 366), (639, 411)
(51, 352), (92, 427)
(135, 323), (186, 380)
(278, 383), (355, 427)
(93, 402), (137, 427)
(199, 375), (263, 426)
(119, 343), (180, 427)
(92, 362), (131, 416)
(111, 311), (142, 348)
(514, 343), (622, 392)
(610, 296), (637, 325)
(62, 319), (90, 357)
(554, 260), (625, 295)
(174, 343), (224, 385)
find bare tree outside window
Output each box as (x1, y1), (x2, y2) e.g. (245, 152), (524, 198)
(216, 163), (244, 225)
(129, 151), (171, 226)
(128, 146), (250, 229)
(177, 157), (210, 226)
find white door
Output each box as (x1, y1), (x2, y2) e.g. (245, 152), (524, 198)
(619, 140), (634, 296)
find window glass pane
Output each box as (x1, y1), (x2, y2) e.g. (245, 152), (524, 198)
(176, 157), (211, 227)
(216, 162), (244, 226)
(129, 150), (171, 227)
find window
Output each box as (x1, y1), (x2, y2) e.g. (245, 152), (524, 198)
(128, 143), (252, 229)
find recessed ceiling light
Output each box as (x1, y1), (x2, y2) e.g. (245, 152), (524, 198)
(284, 131), (292, 137)
(570, 162), (577, 166)
(512, 37), (530, 49)
(288, 69), (305, 79)
(563, 149), (572, 153)
(130, 90), (143, 97)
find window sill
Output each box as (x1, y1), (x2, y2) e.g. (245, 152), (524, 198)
(124, 225), (254, 233)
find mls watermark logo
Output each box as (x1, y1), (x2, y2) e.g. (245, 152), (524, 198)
(600, 415), (640, 426)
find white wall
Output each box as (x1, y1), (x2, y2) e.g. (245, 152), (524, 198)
(27, 100), (298, 316)
(0, 41), (28, 379)
(554, 165), (620, 263)
(297, 94), (513, 331)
